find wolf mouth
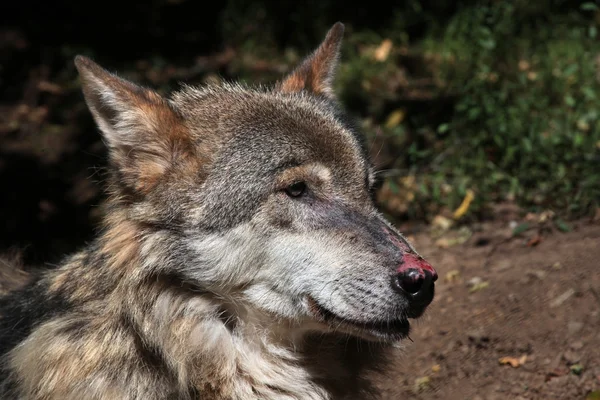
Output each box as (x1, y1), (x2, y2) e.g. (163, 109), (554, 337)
(306, 296), (410, 340)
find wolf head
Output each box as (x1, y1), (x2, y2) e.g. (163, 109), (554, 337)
(75, 22), (437, 343)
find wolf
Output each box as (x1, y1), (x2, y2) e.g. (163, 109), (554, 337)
(0, 22), (437, 399)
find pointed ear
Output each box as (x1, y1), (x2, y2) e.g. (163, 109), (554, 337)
(278, 22), (344, 98)
(75, 56), (192, 194)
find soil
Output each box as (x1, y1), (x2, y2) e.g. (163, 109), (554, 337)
(385, 218), (600, 400)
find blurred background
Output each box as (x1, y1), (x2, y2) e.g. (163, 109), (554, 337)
(1, 1), (599, 398)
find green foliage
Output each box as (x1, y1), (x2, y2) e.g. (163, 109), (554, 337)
(335, 1), (600, 219)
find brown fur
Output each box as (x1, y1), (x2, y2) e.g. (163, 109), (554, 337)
(0, 255), (30, 296)
(279, 22), (344, 97)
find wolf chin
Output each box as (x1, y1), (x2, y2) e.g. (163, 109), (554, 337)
(0, 23), (437, 399)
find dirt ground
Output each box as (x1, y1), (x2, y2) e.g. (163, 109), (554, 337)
(385, 217), (600, 400)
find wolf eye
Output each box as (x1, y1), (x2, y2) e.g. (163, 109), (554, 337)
(285, 182), (307, 198)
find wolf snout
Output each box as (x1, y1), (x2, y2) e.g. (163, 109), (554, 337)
(392, 253), (437, 313)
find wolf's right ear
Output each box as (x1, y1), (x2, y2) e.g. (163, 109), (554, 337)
(75, 56), (192, 194)
(75, 56), (173, 148)
(277, 22), (344, 98)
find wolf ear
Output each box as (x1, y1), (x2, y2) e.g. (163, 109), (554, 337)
(75, 56), (190, 194)
(278, 22), (344, 98)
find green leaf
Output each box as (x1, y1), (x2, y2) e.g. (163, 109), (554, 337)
(523, 137), (532, 153)
(555, 219), (572, 232)
(512, 223), (530, 236)
(581, 2), (599, 11)
(478, 38), (496, 50)
(582, 87), (596, 100)
(563, 64), (579, 77)
(437, 123), (450, 134)
(570, 363), (583, 375)
(586, 390), (600, 400)
(468, 107), (481, 120)
(564, 95), (576, 107)
(388, 180), (400, 194)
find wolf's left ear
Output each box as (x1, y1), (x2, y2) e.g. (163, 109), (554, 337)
(75, 56), (191, 194)
(278, 22), (344, 98)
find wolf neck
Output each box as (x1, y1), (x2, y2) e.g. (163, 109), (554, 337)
(25, 214), (383, 399)
(118, 218), (383, 399)
(124, 255), (384, 400)
(129, 287), (384, 400)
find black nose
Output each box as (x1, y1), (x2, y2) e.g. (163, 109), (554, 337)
(397, 269), (426, 294)
(393, 268), (436, 315)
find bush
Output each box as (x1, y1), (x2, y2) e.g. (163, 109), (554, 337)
(335, 1), (600, 220)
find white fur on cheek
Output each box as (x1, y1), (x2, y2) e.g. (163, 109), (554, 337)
(182, 220), (400, 334)
(184, 224), (267, 287)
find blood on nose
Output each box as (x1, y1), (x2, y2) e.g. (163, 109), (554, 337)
(383, 227), (438, 281)
(397, 253), (438, 282)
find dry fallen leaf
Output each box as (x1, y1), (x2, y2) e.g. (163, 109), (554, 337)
(431, 364), (441, 373)
(445, 270), (461, 283)
(469, 281), (489, 293)
(435, 227), (472, 248)
(499, 355), (527, 368)
(524, 212), (538, 222)
(38, 81), (63, 94)
(374, 39), (393, 62)
(527, 235), (543, 247)
(435, 238), (451, 248)
(432, 215), (453, 232)
(551, 261), (562, 270)
(545, 367), (569, 382)
(453, 189), (475, 219)
(518, 60), (530, 71)
(577, 119), (590, 132)
(539, 209), (555, 223)
(527, 71), (538, 81)
(385, 109), (405, 129)
(413, 376), (431, 393)
(549, 288), (576, 308)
